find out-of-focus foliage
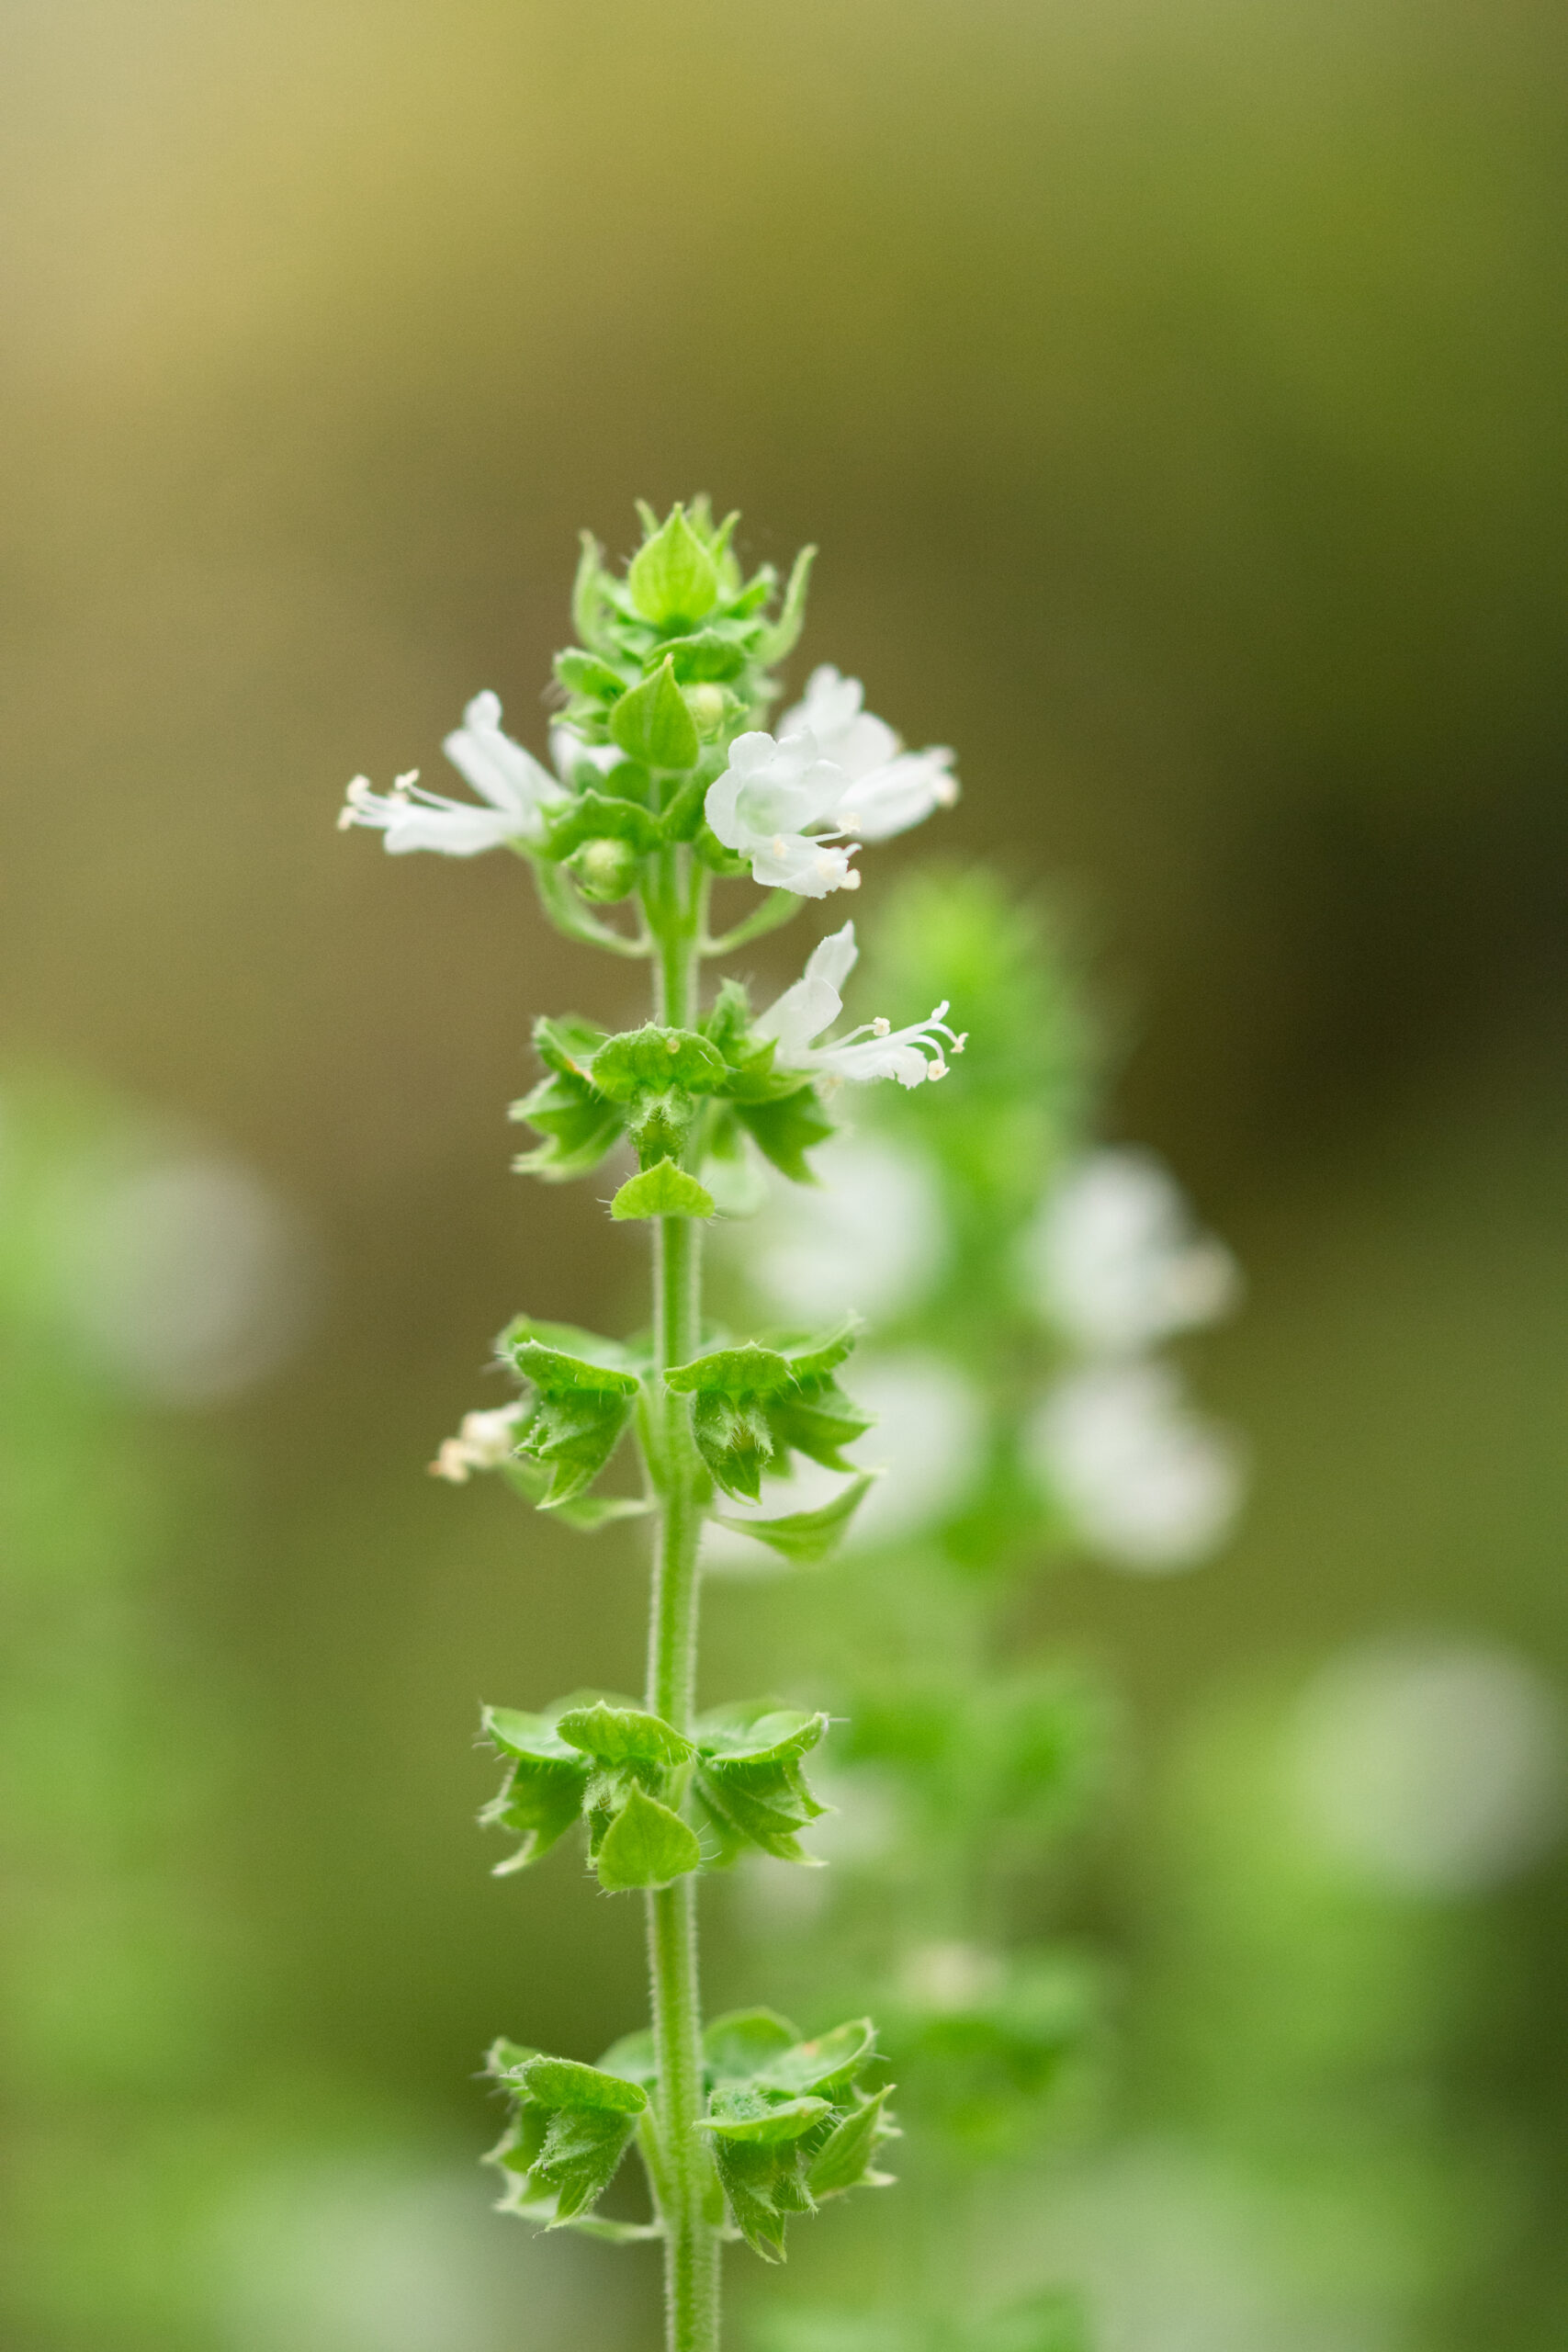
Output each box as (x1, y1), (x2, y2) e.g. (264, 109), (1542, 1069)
(4, 0), (1568, 2343)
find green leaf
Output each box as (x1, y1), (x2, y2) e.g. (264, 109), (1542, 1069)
(479, 1708), (591, 1873)
(594, 1783), (703, 1892)
(694, 1706), (830, 1863)
(610, 1160), (716, 1220)
(533, 1012), (609, 1075)
(626, 504), (721, 629)
(590, 1025), (728, 1102)
(510, 1340), (640, 1396)
(760, 2020), (877, 2097)
(690, 1389), (776, 1501)
(514, 1385), (637, 1507)
(510, 1069), (626, 1182)
(757, 542), (817, 663)
(715, 1473), (878, 1565)
(805, 2087), (897, 2197)
(500, 1317), (638, 1375)
(553, 647), (629, 701)
(765, 1376), (874, 1475)
(609, 656), (701, 770)
(502, 2053), (649, 2113)
(668, 1341), (795, 1398)
(556, 1702), (694, 1768)
(737, 1086), (837, 1182)
(546, 1493), (652, 1532)
(652, 627), (750, 682)
(698, 2089), (832, 2143)
(703, 2009), (799, 2084)
(708, 2134), (813, 2262)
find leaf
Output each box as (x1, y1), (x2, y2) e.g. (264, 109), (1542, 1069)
(611, 1160), (716, 1220)
(690, 1389), (776, 1501)
(703, 2009), (799, 2084)
(609, 657), (701, 770)
(517, 1388), (637, 1506)
(591, 1025), (728, 1102)
(765, 1377), (874, 1475)
(651, 627), (750, 682)
(546, 1493), (652, 1532)
(708, 2136), (813, 2262)
(626, 505), (720, 629)
(694, 1707), (830, 1864)
(555, 1702), (694, 1769)
(666, 1341), (795, 1398)
(736, 1086), (837, 1182)
(698, 2090), (832, 2143)
(594, 1784), (703, 1892)
(715, 1473), (878, 1565)
(479, 1707), (591, 1874)
(509, 1340), (640, 1396)
(503, 2053), (649, 2113)
(533, 1012), (609, 1076)
(756, 542), (817, 663)
(553, 647), (629, 702)
(806, 2088), (897, 2198)
(760, 2020), (877, 2097)
(510, 1069), (626, 1182)
(483, 2040), (648, 2233)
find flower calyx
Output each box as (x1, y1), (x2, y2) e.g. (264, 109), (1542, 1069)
(481, 1696), (701, 1893)
(484, 2037), (661, 2239)
(663, 1317), (870, 1502)
(694, 2008), (896, 2261)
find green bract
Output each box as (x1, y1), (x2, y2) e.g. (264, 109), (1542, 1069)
(694, 2007), (896, 2261)
(481, 1695), (701, 1893)
(665, 1319), (869, 1501)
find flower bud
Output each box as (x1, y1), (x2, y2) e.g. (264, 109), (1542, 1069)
(569, 835), (641, 903)
(685, 683), (728, 738)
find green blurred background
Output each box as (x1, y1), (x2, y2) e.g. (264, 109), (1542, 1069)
(3, 2), (1566, 2346)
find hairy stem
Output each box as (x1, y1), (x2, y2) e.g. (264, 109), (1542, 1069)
(644, 843), (720, 2352)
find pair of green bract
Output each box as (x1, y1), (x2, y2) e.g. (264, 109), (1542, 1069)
(514, 990), (837, 1225)
(486, 2009), (895, 2262)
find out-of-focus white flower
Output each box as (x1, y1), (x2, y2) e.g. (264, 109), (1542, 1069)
(1289, 1638), (1564, 1894)
(1027, 1148), (1240, 1357)
(780, 666), (959, 842)
(899, 1940), (1005, 2013)
(757, 923), (965, 1090)
(703, 729), (860, 897)
(1028, 1362), (1242, 1572)
(429, 1406), (526, 1484)
(338, 693), (567, 856)
(57, 1157), (314, 1406)
(748, 1135), (947, 1323)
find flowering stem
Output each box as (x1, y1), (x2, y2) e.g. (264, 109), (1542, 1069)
(644, 843), (720, 2352)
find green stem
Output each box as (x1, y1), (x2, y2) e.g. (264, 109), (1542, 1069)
(644, 844), (720, 2352)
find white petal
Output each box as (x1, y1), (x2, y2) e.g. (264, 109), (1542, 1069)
(836, 747), (959, 842)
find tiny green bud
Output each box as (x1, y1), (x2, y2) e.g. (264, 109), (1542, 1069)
(568, 835), (641, 903)
(685, 682), (728, 738)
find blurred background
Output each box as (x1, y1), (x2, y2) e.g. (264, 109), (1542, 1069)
(2, 1), (1566, 2346)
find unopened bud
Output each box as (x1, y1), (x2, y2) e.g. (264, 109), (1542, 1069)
(686, 683), (728, 737)
(569, 835), (641, 903)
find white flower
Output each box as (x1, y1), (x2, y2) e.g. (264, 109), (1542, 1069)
(703, 729), (861, 898)
(1028, 1361), (1242, 1572)
(1026, 1148), (1240, 1357)
(781, 666), (959, 842)
(429, 1404), (525, 1484)
(337, 692), (567, 856)
(748, 1135), (947, 1322)
(755, 922), (966, 1090)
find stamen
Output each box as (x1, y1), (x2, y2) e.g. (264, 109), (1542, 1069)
(872, 1017), (891, 1037)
